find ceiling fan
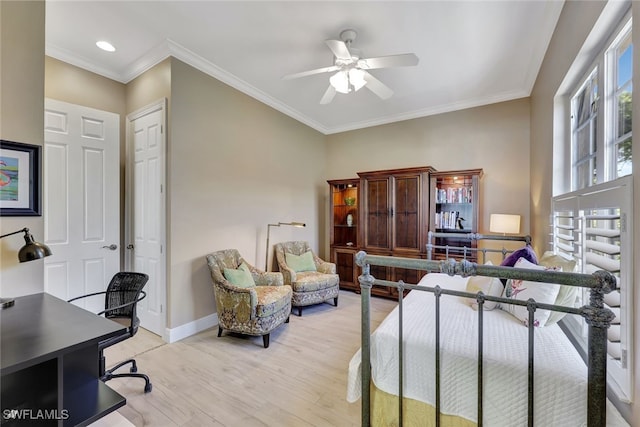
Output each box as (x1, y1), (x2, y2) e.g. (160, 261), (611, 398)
(283, 29), (419, 104)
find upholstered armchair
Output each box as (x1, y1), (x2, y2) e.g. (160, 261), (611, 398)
(274, 241), (339, 316)
(206, 249), (292, 348)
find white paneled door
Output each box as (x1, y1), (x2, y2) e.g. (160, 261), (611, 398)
(44, 99), (119, 314)
(126, 100), (166, 337)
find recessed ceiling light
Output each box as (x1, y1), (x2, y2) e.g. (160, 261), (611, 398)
(96, 41), (116, 52)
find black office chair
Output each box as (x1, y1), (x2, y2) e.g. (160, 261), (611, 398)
(69, 272), (152, 393)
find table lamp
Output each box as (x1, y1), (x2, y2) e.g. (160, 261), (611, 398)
(489, 214), (520, 235)
(0, 227), (52, 308)
(265, 221), (306, 271)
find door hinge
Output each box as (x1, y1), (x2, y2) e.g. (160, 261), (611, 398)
(160, 244), (163, 254)
(160, 184), (163, 193)
(621, 349), (627, 369)
(621, 212), (627, 233)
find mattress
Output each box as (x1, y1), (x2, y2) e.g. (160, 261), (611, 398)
(347, 273), (589, 426)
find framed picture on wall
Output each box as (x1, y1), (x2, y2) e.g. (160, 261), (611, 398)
(0, 140), (41, 216)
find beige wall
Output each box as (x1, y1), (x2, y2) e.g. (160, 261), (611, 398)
(325, 98), (532, 252)
(167, 59), (326, 328)
(0, 1), (45, 297)
(531, 1), (639, 421)
(41, 54), (327, 331)
(126, 58), (171, 114)
(529, 0), (607, 255)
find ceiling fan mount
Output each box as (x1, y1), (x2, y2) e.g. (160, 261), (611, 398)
(339, 29), (357, 45)
(283, 28), (419, 104)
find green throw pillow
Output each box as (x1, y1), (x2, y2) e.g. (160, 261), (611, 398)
(223, 265), (255, 288)
(285, 251), (317, 272)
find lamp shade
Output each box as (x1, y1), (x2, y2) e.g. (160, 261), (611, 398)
(489, 214), (520, 234)
(0, 228), (52, 309)
(329, 71), (350, 94)
(1, 228), (52, 263)
(18, 231), (52, 262)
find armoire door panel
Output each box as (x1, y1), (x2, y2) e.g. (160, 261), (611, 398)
(365, 178), (390, 249)
(394, 175), (421, 251)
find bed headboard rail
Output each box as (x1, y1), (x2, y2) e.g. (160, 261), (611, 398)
(427, 231), (531, 262)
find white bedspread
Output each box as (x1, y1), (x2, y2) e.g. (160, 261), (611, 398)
(347, 273), (589, 426)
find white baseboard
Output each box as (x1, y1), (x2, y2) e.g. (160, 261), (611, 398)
(164, 313), (218, 343)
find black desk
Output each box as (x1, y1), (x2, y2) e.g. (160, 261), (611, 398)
(1, 293), (126, 426)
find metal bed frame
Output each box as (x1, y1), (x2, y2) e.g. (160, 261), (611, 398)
(356, 232), (617, 427)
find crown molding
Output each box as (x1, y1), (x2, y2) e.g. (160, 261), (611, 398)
(46, 42), (126, 83)
(46, 38), (528, 136)
(325, 90), (530, 135)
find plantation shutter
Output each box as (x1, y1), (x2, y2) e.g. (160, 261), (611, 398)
(551, 176), (632, 402)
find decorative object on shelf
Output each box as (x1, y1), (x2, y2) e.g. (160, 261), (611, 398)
(489, 214), (521, 235)
(0, 227), (52, 308)
(344, 197), (356, 206)
(265, 221), (306, 271)
(456, 217), (465, 229)
(346, 213), (354, 226)
(0, 140), (42, 216)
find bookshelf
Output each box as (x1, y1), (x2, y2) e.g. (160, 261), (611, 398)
(429, 169), (483, 260)
(328, 178), (360, 291)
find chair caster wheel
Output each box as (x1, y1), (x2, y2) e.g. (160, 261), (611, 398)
(144, 383), (152, 393)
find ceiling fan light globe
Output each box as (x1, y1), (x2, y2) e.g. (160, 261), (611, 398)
(349, 68), (367, 91)
(330, 71), (350, 94)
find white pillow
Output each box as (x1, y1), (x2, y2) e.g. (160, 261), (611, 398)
(538, 251), (577, 325)
(465, 261), (503, 311)
(500, 257), (561, 327)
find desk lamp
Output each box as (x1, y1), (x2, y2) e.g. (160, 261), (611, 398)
(0, 227), (52, 308)
(265, 221), (306, 271)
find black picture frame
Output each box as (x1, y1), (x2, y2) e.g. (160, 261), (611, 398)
(0, 140), (42, 216)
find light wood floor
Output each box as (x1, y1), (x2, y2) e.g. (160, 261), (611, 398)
(103, 290), (396, 426)
(102, 290), (630, 427)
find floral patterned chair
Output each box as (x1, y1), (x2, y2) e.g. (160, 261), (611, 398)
(206, 249), (292, 348)
(274, 241), (339, 316)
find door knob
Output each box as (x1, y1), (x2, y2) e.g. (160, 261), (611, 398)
(101, 244), (118, 250)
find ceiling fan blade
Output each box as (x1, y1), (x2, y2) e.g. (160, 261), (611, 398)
(325, 39), (352, 60)
(362, 71), (394, 100)
(283, 65), (339, 80)
(359, 53), (419, 70)
(320, 85), (337, 104)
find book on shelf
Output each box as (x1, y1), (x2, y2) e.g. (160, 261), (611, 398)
(434, 210), (463, 229)
(435, 186), (473, 204)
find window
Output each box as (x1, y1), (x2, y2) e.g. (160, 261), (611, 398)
(570, 18), (632, 191)
(571, 70), (598, 190)
(557, 12), (633, 403)
(609, 23), (633, 178)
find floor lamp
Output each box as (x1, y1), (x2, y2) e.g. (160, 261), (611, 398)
(265, 221), (306, 271)
(0, 227), (52, 308)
